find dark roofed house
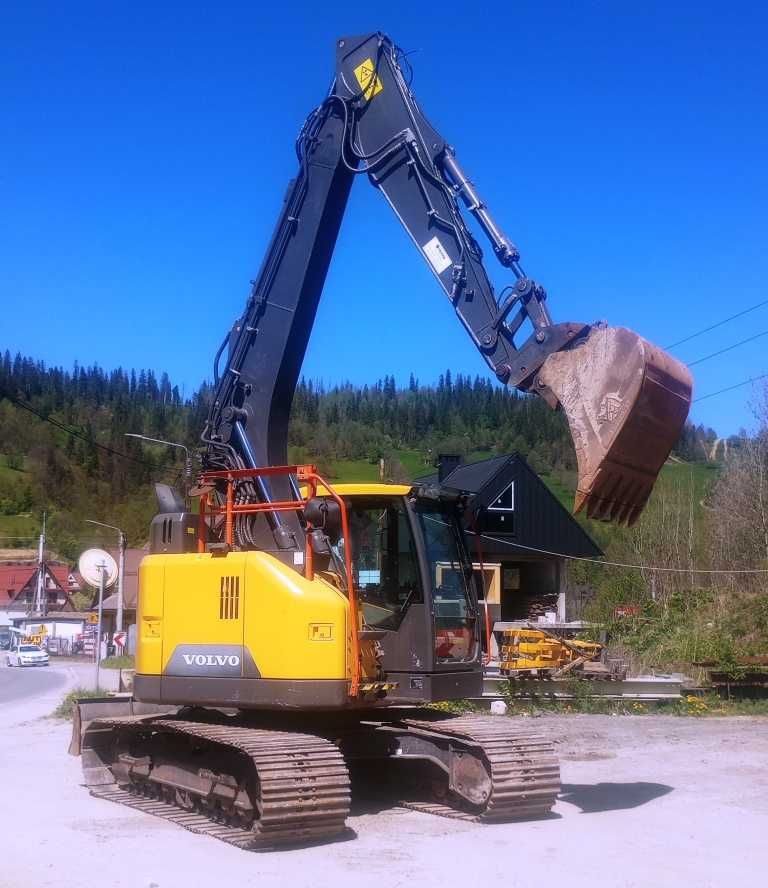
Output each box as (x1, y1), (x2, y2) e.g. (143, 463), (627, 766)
(419, 453), (601, 630)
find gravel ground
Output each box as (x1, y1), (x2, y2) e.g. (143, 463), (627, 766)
(2, 668), (767, 888)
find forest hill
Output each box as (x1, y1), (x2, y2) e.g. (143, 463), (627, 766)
(0, 350), (715, 558)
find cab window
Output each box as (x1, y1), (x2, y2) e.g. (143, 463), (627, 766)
(341, 497), (422, 630)
(415, 504), (477, 663)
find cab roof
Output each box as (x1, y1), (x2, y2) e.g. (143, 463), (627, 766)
(302, 482), (412, 497)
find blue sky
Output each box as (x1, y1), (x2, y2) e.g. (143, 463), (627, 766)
(2, 2), (767, 436)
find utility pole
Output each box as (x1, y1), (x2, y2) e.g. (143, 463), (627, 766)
(116, 530), (126, 633)
(33, 511), (46, 617)
(85, 519), (127, 634)
(94, 561), (106, 691)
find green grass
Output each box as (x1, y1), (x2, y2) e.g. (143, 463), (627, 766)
(501, 687), (768, 717)
(540, 470), (577, 512)
(51, 687), (105, 720)
(326, 449), (433, 483)
(0, 453), (28, 482)
(0, 513), (37, 539)
(326, 449), (500, 485)
(0, 454), (36, 546)
(326, 459), (381, 482)
(100, 655), (135, 670)
(660, 459), (719, 500)
(395, 449), (433, 479)
(426, 699), (480, 714)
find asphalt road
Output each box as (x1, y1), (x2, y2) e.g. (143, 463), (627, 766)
(0, 658), (118, 725)
(0, 659), (66, 704)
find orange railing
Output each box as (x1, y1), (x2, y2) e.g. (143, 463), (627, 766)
(196, 464), (361, 696)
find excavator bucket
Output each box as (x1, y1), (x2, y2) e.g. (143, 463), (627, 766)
(537, 326), (693, 526)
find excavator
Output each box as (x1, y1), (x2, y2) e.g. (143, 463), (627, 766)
(70, 32), (692, 848)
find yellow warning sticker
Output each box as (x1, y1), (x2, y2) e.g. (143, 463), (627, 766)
(353, 58), (383, 100)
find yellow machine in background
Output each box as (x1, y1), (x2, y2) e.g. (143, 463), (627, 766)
(500, 626), (603, 676)
(23, 625), (47, 648)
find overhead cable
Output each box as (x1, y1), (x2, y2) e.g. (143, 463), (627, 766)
(469, 532), (768, 574)
(666, 298), (768, 350)
(687, 329), (768, 367)
(693, 373), (768, 403)
(4, 393), (160, 469)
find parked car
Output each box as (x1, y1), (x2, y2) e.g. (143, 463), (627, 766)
(6, 644), (50, 667)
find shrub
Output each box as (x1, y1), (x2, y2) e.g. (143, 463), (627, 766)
(51, 687), (104, 720)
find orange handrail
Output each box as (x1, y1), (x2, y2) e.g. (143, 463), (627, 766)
(194, 464), (361, 698)
(309, 470), (361, 697)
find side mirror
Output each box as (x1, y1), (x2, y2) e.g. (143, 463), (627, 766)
(304, 497), (342, 544)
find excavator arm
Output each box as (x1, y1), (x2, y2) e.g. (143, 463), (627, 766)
(202, 32), (692, 550)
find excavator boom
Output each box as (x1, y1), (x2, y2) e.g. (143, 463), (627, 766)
(203, 31), (692, 547)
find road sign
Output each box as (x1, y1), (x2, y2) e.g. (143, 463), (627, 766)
(113, 631), (126, 648)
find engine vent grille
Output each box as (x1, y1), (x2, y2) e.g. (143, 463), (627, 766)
(219, 576), (240, 620)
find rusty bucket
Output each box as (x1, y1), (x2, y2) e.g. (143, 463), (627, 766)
(537, 326), (693, 526)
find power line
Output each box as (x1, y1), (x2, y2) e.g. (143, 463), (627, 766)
(4, 393), (162, 470)
(687, 329), (768, 367)
(666, 298), (768, 350)
(470, 532), (768, 574)
(693, 373), (768, 403)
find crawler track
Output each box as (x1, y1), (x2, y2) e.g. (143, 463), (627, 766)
(85, 718), (351, 850)
(78, 711), (559, 847)
(400, 714), (560, 821)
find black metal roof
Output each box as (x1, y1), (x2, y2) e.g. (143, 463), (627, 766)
(418, 453), (602, 560)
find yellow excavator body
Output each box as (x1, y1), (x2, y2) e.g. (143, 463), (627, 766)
(137, 552), (350, 687)
(133, 482), (439, 709)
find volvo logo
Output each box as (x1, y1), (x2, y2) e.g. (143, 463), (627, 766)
(166, 644), (256, 678)
(182, 653), (241, 668)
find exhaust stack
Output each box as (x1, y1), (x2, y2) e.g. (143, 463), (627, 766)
(537, 326), (693, 526)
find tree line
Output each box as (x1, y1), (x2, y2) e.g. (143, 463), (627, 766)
(0, 349), (719, 560)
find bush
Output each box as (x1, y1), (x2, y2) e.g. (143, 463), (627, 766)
(100, 655), (135, 670)
(51, 688), (104, 720)
(426, 699), (478, 715)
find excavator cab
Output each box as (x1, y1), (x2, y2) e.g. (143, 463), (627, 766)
(335, 485), (482, 700)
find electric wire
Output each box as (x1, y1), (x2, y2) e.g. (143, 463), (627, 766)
(693, 373), (768, 403)
(468, 531), (768, 574)
(3, 393), (178, 480)
(687, 329), (768, 367)
(666, 298), (768, 350)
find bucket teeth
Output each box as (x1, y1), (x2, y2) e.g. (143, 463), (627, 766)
(538, 326), (692, 526)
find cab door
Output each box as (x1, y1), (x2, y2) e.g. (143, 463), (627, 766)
(342, 496), (431, 674)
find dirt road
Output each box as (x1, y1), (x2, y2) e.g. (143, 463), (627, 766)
(1, 682), (766, 888)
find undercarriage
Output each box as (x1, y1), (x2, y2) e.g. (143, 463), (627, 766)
(72, 701), (560, 849)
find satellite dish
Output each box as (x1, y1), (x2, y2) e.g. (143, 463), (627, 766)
(78, 548), (118, 589)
